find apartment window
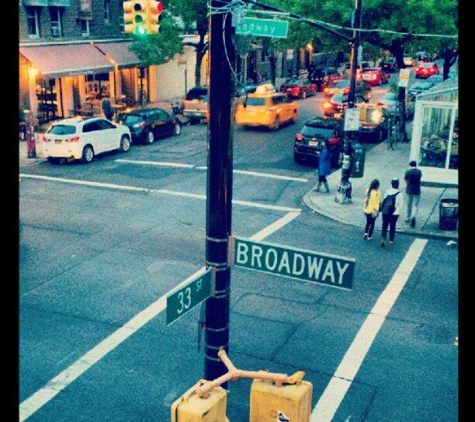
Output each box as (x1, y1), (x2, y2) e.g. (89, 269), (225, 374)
(104, 0), (110, 23)
(49, 6), (62, 37)
(26, 7), (39, 38)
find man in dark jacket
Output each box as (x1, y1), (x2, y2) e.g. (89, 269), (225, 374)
(102, 98), (114, 121)
(404, 160), (422, 228)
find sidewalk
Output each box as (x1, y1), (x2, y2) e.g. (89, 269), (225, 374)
(20, 95), (459, 243)
(303, 139), (459, 242)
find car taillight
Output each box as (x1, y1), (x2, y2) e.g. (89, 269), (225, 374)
(328, 137), (340, 145)
(42, 135), (50, 142)
(377, 102), (383, 107)
(66, 136), (80, 143)
(323, 101), (331, 109)
(133, 121), (147, 129)
(296, 133), (304, 141)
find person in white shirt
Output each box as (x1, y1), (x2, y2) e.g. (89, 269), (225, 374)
(380, 178), (404, 247)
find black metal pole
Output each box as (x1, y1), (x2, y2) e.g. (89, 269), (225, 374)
(204, 0), (235, 387)
(398, 86), (408, 142)
(336, 0), (361, 204)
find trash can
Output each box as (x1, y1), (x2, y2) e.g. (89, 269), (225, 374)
(439, 198), (459, 230)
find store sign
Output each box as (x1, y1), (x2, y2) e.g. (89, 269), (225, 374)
(398, 68), (410, 88)
(78, 0), (92, 20)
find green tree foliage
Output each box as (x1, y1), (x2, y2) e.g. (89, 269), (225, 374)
(127, 7), (184, 68)
(167, 0), (209, 86)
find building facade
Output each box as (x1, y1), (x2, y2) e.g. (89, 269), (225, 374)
(19, 0), (196, 124)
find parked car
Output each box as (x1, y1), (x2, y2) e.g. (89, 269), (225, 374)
(415, 62), (439, 78)
(323, 78), (371, 100)
(377, 92), (415, 118)
(42, 116), (132, 164)
(308, 66), (342, 92)
(183, 85), (208, 124)
(407, 81), (434, 100)
(279, 77), (316, 99)
(403, 54), (415, 67)
(361, 67), (390, 86)
(234, 84), (298, 131)
(116, 107), (182, 144)
(323, 92), (367, 119)
(356, 103), (391, 143)
(293, 116), (344, 167)
(380, 57), (398, 73)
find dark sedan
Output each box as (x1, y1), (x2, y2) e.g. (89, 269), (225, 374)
(279, 77), (316, 99)
(116, 107), (182, 144)
(381, 57), (398, 73)
(308, 66), (342, 92)
(293, 116), (344, 167)
(323, 93), (367, 119)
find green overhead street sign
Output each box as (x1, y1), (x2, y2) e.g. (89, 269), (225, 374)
(235, 18), (288, 38)
(231, 236), (355, 290)
(166, 269), (213, 325)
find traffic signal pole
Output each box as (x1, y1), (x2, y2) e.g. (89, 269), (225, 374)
(336, 0), (362, 204)
(204, 0), (235, 386)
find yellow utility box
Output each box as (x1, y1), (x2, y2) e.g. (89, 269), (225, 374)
(171, 380), (228, 422)
(249, 378), (313, 422)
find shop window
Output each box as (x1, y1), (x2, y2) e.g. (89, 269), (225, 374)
(26, 7), (39, 38)
(419, 105), (458, 170)
(49, 6), (62, 37)
(78, 19), (90, 36)
(85, 73), (111, 101)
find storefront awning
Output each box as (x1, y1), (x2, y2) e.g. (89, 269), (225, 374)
(20, 44), (114, 79)
(93, 42), (141, 69)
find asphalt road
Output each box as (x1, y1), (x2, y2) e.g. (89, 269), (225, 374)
(18, 81), (458, 422)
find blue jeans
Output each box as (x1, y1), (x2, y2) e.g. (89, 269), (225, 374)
(405, 193), (420, 221)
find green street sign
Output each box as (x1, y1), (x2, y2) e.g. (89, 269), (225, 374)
(235, 18), (288, 38)
(231, 237), (355, 290)
(166, 269), (213, 325)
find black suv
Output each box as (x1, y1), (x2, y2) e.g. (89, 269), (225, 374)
(116, 107), (182, 144)
(294, 117), (344, 167)
(308, 66), (341, 92)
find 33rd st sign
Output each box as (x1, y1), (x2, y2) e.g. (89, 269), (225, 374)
(231, 237), (355, 290)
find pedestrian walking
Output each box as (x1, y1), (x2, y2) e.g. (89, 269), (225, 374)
(102, 97), (114, 121)
(314, 141), (332, 193)
(404, 160), (422, 228)
(363, 178), (381, 241)
(380, 178), (404, 247)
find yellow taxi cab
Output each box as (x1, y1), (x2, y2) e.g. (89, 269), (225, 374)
(234, 84), (299, 131)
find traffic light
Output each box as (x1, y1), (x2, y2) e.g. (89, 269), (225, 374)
(146, 1), (164, 34)
(123, 0), (148, 36)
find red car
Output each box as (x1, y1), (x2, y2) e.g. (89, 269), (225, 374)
(361, 67), (390, 86)
(279, 77), (316, 99)
(415, 62), (440, 79)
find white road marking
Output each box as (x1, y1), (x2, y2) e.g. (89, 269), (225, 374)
(20, 171), (427, 421)
(18, 176), (302, 213)
(115, 159), (309, 182)
(310, 238), (428, 422)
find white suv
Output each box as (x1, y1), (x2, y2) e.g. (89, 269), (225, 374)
(42, 116), (132, 164)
